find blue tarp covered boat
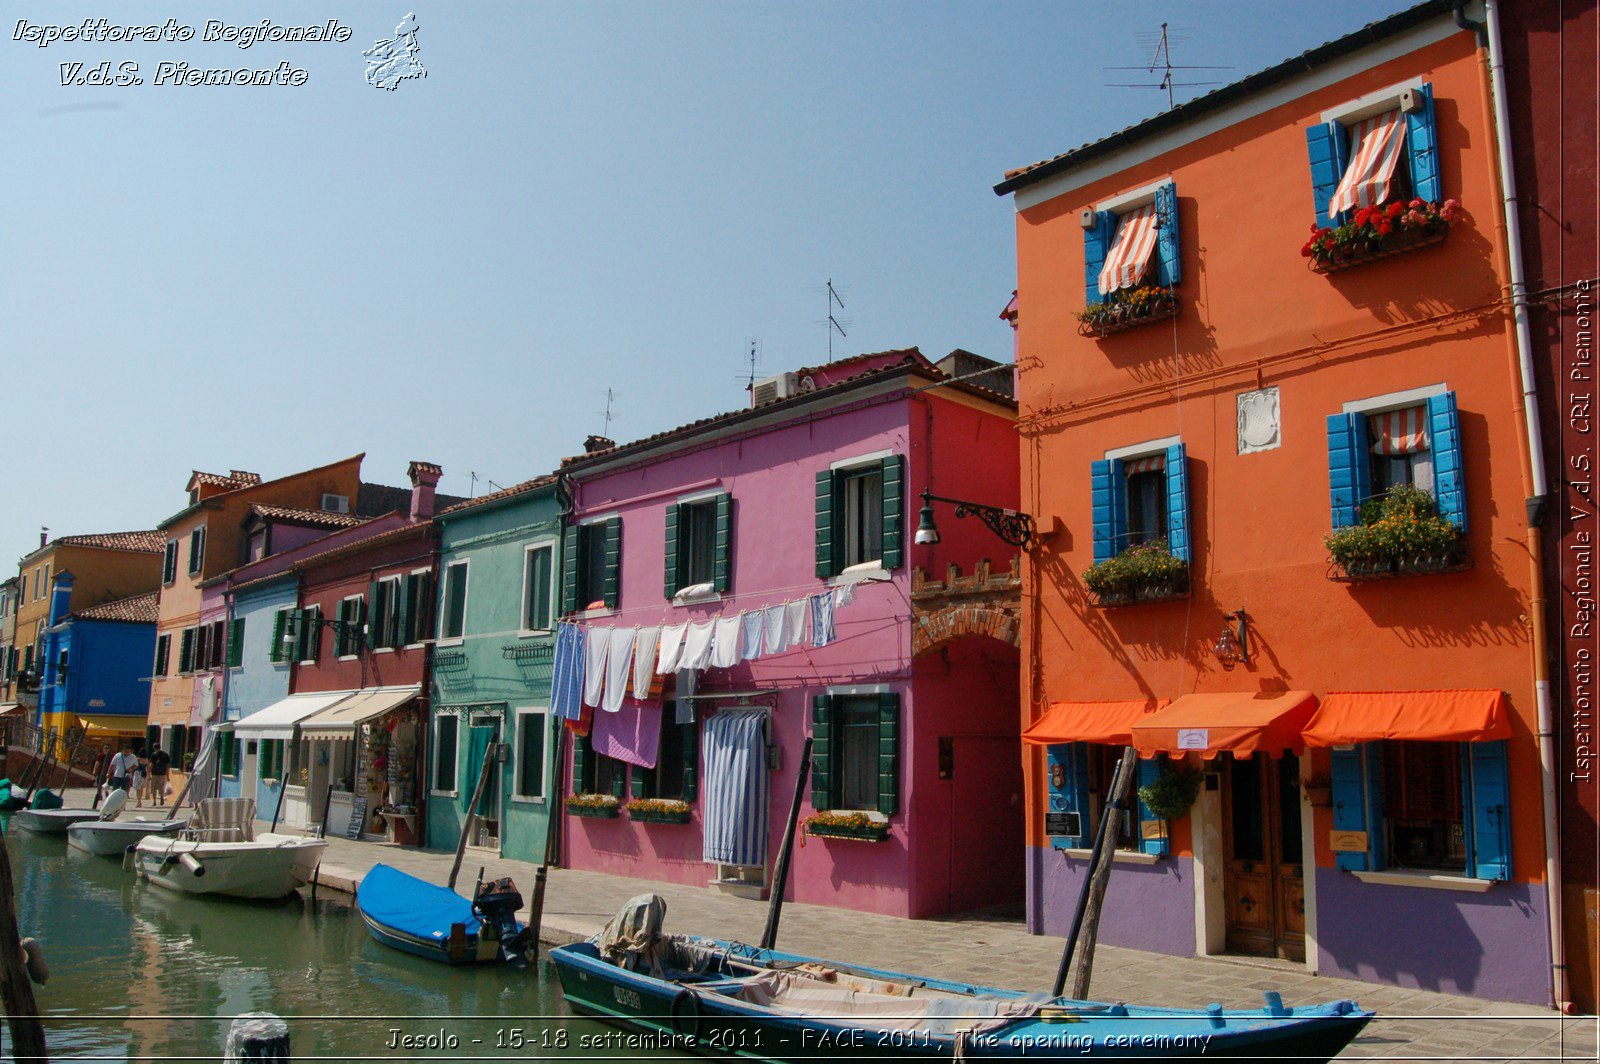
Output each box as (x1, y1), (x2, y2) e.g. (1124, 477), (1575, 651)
(356, 863), (531, 966)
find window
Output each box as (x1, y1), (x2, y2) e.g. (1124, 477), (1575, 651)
(437, 562), (467, 642)
(1045, 745), (1170, 856)
(335, 595), (365, 658)
(246, 528), (267, 563)
(178, 626), (196, 674)
(40, 565), (50, 599)
(226, 617), (246, 668)
(259, 739), (284, 781)
(1307, 81), (1440, 229)
(811, 691), (899, 815)
(571, 735), (627, 799)
(634, 710), (698, 802)
(32, 568), (40, 601)
(514, 709), (548, 800)
(404, 570), (433, 646)
(15, 575), (23, 603)
(433, 714), (459, 793)
(295, 606), (322, 664)
(219, 734), (239, 778)
(269, 607), (293, 664)
(188, 527), (206, 575)
(1327, 390), (1464, 532)
(153, 633), (171, 677)
(562, 517), (620, 613)
(162, 540), (179, 584)
(1082, 180), (1180, 308)
(286, 736), (306, 787)
(203, 620), (225, 670)
(193, 623), (210, 672)
(1091, 443), (1190, 563)
(371, 577), (401, 650)
(521, 544), (555, 632)
(53, 650), (68, 688)
(815, 456), (904, 579)
(1331, 739), (1509, 880)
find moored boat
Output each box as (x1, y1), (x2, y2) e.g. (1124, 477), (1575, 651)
(68, 817), (187, 856)
(13, 807), (105, 835)
(356, 863), (534, 966)
(131, 797), (326, 900)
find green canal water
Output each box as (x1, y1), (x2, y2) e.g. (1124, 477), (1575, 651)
(5, 826), (696, 1061)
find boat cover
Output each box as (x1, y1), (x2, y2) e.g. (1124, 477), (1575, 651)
(597, 893), (668, 975)
(358, 864), (481, 939)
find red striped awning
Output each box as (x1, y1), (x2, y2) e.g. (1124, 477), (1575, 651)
(1097, 204), (1160, 295)
(1122, 454), (1166, 475)
(1328, 110), (1407, 215)
(1369, 405), (1429, 456)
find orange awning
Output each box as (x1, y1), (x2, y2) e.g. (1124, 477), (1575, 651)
(1303, 689), (1511, 746)
(1131, 691), (1317, 759)
(1022, 700), (1168, 746)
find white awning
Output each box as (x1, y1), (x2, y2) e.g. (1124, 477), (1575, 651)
(299, 685), (421, 737)
(232, 692), (355, 741)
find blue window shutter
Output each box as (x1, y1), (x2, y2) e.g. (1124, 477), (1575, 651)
(1164, 443), (1190, 563)
(1083, 210), (1117, 308)
(1467, 739), (1512, 881)
(1091, 460), (1115, 563)
(1326, 412), (1370, 529)
(1047, 743), (1090, 849)
(1306, 122), (1349, 228)
(1154, 182), (1180, 287)
(1428, 391), (1466, 533)
(1136, 756), (1169, 857)
(1330, 745), (1370, 871)
(1405, 82), (1441, 203)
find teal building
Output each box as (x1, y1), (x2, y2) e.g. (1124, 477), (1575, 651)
(427, 476), (562, 862)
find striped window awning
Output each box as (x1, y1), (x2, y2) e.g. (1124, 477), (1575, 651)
(1122, 454), (1166, 475)
(1369, 405), (1429, 456)
(1328, 110), (1407, 215)
(1097, 204), (1160, 295)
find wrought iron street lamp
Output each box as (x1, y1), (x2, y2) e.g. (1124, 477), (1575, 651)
(1212, 610), (1251, 671)
(914, 489), (1037, 550)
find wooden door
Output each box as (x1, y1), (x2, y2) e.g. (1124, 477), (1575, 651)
(1223, 755), (1305, 961)
(947, 736), (1025, 913)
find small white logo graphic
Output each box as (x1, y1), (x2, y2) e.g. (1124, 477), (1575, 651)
(364, 13), (425, 90)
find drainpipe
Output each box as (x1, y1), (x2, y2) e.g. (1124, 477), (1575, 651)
(1480, 0), (1568, 1013)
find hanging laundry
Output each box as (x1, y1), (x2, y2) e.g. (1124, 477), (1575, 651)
(711, 615), (743, 668)
(681, 620), (717, 670)
(675, 670), (696, 723)
(657, 623), (688, 675)
(784, 599), (809, 648)
(583, 627), (610, 708)
(740, 610), (764, 661)
(633, 626), (661, 699)
(565, 701), (595, 738)
(701, 708), (769, 867)
(550, 623), (587, 720)
(590, 698), (663, 769)
(762, 603), (789, 654)
(603, 627), (636, 713)
(834, 580), (857, 609)
(810, 590), (837, 647)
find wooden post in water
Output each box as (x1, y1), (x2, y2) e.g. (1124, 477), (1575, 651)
(222, 1013), (290, 1062)
(524, 723), (567, 959)
(447, 741), (498, 892)
(1069, 745), (1139, 1000)
(0, 835), (48, 1061)
(760, 736), (812, 951)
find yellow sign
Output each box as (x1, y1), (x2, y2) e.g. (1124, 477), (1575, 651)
(1140, 819), (1167, 841)
(1329, 830), (1368, 853)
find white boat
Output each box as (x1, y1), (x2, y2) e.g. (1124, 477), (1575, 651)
(132, 797), (327, 901)
(69, 816), (187, 856)
(15, 787), (130, 836)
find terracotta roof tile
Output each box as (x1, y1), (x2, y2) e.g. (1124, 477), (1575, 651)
(52, 530), (165, 554)
(75, 591), (158, 624)
(439, 475), (559, 515)
(248, 504), (365, 528)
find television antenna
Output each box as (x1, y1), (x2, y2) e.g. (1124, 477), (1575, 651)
(467, 473), (505, 499)
(1105, 23), (1231, 111)
(601, 388), (618, 437)
(815, 279), (850, 361)
(742, 338), (763, 387)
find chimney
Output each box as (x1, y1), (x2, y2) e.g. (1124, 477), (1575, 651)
(584, 435), (615, 454)
(39, 527), (48, 548)
(407, 461), (444, 521)
(48, 570), (75, 627)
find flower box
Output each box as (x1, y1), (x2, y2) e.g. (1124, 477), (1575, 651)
(1077, 292), (1180, 337)
(626, 801), (692, 825)
(1328, 550), (1471, 583)
(1309, 225), (1447, 274)
(1085, 541), (1190, 609)
(568, 804), (620, 819)
(1324, 486), (1468, 584)
(805, 820), (889, 842)
(1303, 199), (1461, 274)
(1091, 576), (1190, 608)
(565, 794), (621, 819)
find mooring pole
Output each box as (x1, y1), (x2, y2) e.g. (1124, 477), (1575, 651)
(448, 740), (498, 892)
(222, 1013), (289, 1062)
(525, 723), (567, 959)
(1052, 746), (1137, 998)
(760, 736), (813, 952)
(0, 839), (48, 1061)
(319, 783), (335, 839)
(1069, 746), (1139, 1000)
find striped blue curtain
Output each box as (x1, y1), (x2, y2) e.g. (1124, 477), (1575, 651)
(701, 708), (769, 867)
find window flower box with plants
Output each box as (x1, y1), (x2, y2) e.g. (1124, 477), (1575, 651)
(1076, 285), (1178, 337)
(625, 798), (692, 824)
(565, 793), (621, 819)
(803, 810), (889, 842)
(1302, 199), (1461, 273)
(1084, 540), (1190, 607)
(1325, 486), (1468, 581)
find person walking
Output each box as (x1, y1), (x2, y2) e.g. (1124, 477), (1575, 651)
(107, 744), (138, 794)
(148, 745), (171, 807)
(130, 755), (148, 807)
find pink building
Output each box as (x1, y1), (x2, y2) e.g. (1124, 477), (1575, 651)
(558, 349), (1023, 918)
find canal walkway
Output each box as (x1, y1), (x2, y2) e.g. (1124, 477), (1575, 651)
(294, 830), (1593, 1062)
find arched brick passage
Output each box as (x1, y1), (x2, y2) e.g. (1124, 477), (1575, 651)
(913, 606), (1020, 657)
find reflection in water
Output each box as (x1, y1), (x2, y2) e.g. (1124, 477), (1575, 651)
(7, 829), (689, 1060)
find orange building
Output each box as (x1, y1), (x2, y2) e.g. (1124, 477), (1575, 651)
(998, 2), (1558, 1006)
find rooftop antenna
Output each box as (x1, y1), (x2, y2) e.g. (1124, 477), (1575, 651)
(821, 279), (849, 361)
(602, 388), (617, 437)
(1105, 23), (1231, 111)
(742, 338), (763, 388)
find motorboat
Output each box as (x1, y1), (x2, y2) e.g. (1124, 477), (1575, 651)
(69, 815), (187, 856)
(356, 863), (535, 966)
(131, 797), (326, 900)
(14, 787), (127, 835)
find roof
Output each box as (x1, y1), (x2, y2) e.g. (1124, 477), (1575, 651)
(248, 503), (366, 529)
(45, 530), (164, 554)
(994, 0), (1461, 196)
(188, 470), (262, 491)
(355, 482), (467, 517)
(228, 521), (432, 595)
(74, 591), (158, 624)
(439, 475), (559, 516)
(562, 349), (1015, 473)
(158, 453), (367, 530)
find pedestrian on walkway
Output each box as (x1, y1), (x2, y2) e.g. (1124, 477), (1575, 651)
(148, 746), (170, 807)
(107, 744), (138, 794)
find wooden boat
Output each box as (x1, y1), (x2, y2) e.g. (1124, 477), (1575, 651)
(68, 817), (187, 856)
(13, 807), (104, 835)
(356, 863), (534, 966)
(131, 797), (325, 900)
(550, 898), (1372, 1062)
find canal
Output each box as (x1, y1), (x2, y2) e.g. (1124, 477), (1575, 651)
(6, 826), (692, 1061)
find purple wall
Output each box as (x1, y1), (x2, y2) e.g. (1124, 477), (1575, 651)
(1314, 869), (1551, 1005)
(1028, 846), (1197, 958)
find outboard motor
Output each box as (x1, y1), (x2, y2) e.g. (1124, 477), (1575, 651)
(473, 875), (534, 967)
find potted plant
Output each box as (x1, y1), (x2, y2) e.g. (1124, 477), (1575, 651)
(1325, 486), (1465, 580)
(1076, 285), (1178, 336)
(1083, 540), (1189, 607)
(803, 810), (890, 841)
(564, 793), (621, 818)
(1302, 198), (1462, 272)
(1137, 763), (1202, 822)
(625, 797), (692, 824)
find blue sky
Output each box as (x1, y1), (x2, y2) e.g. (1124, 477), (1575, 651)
(1, 0), (1405, 560)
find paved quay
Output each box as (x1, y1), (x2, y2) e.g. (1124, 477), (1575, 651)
(295, 830), (1595, 1062)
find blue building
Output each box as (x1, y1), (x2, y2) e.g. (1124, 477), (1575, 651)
(36, 571), (156, 753)
(215, 573), (298, 810)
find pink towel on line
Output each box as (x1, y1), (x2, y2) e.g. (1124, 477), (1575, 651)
(590, 698), (663, 769)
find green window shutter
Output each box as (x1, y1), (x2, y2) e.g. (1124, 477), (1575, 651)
(219, 734), (234, 776)
(334, 601), (349, 658)
(560, 525), (580, 616)
(154, 634), (170, 676)
(663, 503), (681, 600)
(179, 627), (194, 673)
(680, 718), (698, 802)
(602, 517), (622, 610)
(571, 734), (589, 794)
(415, 571), (433, 644)
(713, 492), (733, 593)
(631, 764), (648, 798)
(1136, 756), (1170, 857)
(880, 456), (904, 570)
(876, 691), (900, 816)
(394, 577), (411, 647)
(609, 756), (626, 799)
(814, 471), (837, 579)
(810, 694), (833, 810)
(269, 610), (287, 664)
(227, 618), (246, 668)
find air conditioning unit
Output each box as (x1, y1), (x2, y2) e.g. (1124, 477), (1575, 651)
(321, 494), (350, 514)
(751, 371), (800, 407)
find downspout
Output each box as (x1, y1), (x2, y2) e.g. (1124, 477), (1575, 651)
(1479, 0), (1569, 1013)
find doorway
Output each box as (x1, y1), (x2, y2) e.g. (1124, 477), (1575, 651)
(1222, 754), (1305, 961)
(464, 713), (502, 852)
(947, 735), (1025, 914)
